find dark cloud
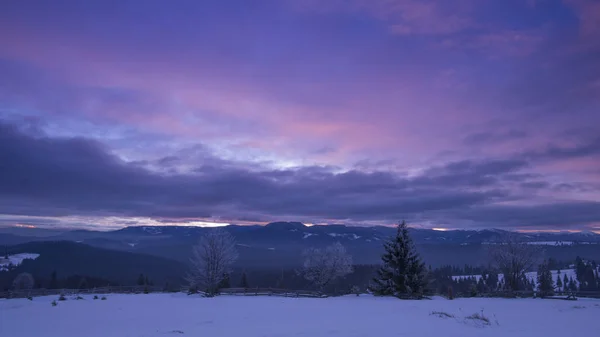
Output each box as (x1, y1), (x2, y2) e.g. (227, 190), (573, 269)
(520, 181), (550, 189)
(463, 130), (528, 145)
(444, 201), (600, 229)
(1, 119), (598, 229)
(525, 136), (600, 161)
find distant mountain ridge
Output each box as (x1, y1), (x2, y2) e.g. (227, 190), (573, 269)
(1, 222), (599, 268)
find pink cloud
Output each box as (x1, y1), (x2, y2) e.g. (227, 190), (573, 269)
(291, 0), (477, 35)
(564, 0), (600, 38)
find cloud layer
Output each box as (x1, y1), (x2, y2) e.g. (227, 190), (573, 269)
(0, 0), (599, 230)
(1, 121), (598, 230)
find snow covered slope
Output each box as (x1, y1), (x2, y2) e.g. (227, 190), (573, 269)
(0, 293), (597, 337)
(0, 253), (40, 271)
(453, 269), (579, 287)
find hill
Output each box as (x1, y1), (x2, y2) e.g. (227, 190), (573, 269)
(0, 241), (186, 290)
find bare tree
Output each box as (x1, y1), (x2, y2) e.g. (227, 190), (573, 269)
(488, 234), (543, 292)
(13, 272), (35, 290)
(186, 229), (238, 296)
(301, 242), (353, 292)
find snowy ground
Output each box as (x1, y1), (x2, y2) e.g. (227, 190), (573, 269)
(1, 294), (597, 337)
(0, 253), (39, 271)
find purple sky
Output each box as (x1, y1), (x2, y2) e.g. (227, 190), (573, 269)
(0, 0), (599, 231)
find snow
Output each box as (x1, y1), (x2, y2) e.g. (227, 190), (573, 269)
(142, 226), (162, 235)
(453, 269), (579, 287)
(526, 241), (574, 246)
(0, 294), (597, 337)
(303, 233), (315, 239)
(327, 233), (361, 239)
(0, 253), (40, 271)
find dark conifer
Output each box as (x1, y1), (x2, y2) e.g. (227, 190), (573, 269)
(537, 260), (554, 297)
(239, 272), (249, 288)
(369, 221), (427, 298)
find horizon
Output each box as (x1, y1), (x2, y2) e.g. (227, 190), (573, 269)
(2, 221), (599, 235)
(1, 0), (599, 232)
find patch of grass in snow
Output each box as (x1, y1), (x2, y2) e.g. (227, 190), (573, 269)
(465, 311), (491, 325)
(571, 305), (586, 309)
(51, 300), (57, 307)
(430, 311), (454, 318)
(170, 330), (184, 334)
(101, 296), (107, 300)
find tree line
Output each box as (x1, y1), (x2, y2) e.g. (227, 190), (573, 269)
(184, 221), (600, 299)
(5, 222), (599, 299)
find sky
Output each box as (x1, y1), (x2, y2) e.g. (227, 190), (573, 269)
(0, 0), (599, 232)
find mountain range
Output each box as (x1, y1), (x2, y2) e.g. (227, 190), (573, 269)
(2, 222), (599, 268)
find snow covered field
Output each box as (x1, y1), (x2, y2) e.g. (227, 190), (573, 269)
(1, 294), (597, 337)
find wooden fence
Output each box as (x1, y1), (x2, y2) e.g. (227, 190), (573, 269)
(0, 286), (325, 299)
(450, 290), (600, 300)
(0, 285), (166, 299)
(2, 286), (599, 300)
(181, 287), (325, 298)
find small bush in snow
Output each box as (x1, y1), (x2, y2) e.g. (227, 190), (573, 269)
(51, 300), (57, 307)
(465, 311), (490, 325)
(27, 296), (33, 301)
(93, 295), (99, 300)
(101, 296), (107, 300)
(76, 295), (84, 300)
(58, 294), (66, 301)
(431, 311), (454, 318)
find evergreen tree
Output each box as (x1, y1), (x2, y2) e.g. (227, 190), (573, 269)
(240, 271), (249, 288)
(369, 221), (427, 298)
(537, 261), (554, 297)
(137, 274), (145, 286)
(79, 277), (88, 289)
(568, 277), (577, 292)
(556, 273), (563, 291)
(563, 274), (569, 290)
(49, 271), (58, 289)
(575, 256), (586, 283)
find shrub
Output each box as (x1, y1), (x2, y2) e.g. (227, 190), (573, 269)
(51, 300), (57, 307)
(431, 311), (454, 318)
(76, 295), (84, 300)
(101, 296), (107, 300)
(469, 284), (478, 298)
(58, 294), (67, 301)
(465, 311), (490, 325)
(93, 295), (99, 300)
(27, 296), (33, 301)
